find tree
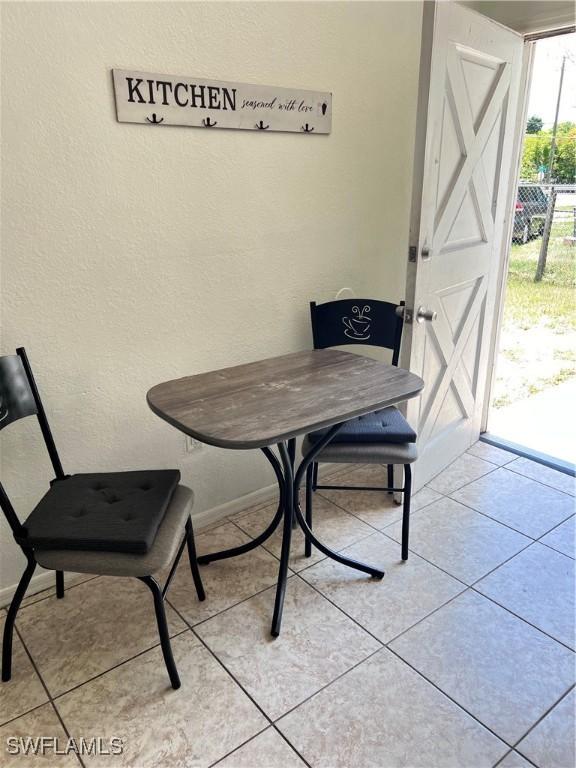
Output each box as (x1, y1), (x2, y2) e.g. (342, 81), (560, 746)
(520, 122), (575, 182)
(552, 122), (576, 183)
(526, 115), (544, 134)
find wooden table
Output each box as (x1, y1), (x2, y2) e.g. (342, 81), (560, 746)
(147, 349), (424, 635)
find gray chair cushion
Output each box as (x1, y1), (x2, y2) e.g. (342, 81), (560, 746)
(303, 435), (418, 464)
(308, 406), (416, 445)
(35, 485), (194, 577)
(24, 470), (180, 554)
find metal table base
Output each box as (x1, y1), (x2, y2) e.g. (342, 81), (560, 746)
(196, 424), (385, 636)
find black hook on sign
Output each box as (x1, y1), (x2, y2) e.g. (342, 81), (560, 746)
(202, 117), (218, 128)
(146, 113), (164, 124)
(302, 123), (314, 133)
(255, 121), (270, 130)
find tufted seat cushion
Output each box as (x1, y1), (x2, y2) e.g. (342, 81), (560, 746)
(23, 470), (180, 554)
(308, 406), (416, 445)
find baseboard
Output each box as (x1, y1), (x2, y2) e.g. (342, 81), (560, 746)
(0, 570), (90, 609)
(191, 480), (279, 530)
(0, 462), (351, 607)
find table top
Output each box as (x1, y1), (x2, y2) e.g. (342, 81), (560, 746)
(147, 349), (424, 449)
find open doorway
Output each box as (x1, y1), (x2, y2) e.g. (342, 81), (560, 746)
(486, 31), (575, 470)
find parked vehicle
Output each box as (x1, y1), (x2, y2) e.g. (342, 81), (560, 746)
(512, 185), (549, 243)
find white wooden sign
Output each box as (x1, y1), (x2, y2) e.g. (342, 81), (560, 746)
(112, 70), (332, 134)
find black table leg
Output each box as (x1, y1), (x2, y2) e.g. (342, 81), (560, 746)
(197, 423), (385, 637)
(271, 442), (294, 636)
(288, 438), (298, 531)
(197, 446), (285, 564)
(292, 424), (384, 581)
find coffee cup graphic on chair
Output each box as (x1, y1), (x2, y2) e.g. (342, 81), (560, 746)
(342, 305), (371, 341)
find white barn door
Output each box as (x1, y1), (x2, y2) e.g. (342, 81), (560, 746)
(402, 2), (524, 487)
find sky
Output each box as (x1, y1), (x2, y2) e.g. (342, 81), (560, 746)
(527, 33), (575, 129)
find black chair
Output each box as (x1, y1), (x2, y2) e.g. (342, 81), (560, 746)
(304, 299), (417, 560)
(0, 348), (205, 690)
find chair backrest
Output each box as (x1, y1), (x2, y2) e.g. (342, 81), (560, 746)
(0, 355), (38, 430)
(0, 347), (65, 538)
(309, 299), (404, 366)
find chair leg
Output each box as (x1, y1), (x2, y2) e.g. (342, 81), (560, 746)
(139, 575), (180, 690)
(56, 570), (64, 599)
(305, 464), (313, 557)
(312, 462), (319, 491)
(401, 464), (412, 561)
(387, 464), (394, 494)
(3, 554), (36, 682)
(185, 518), (205, 602)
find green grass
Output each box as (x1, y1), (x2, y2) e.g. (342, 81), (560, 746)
(491, 215), (576, 410)
(505, 219), (575, 330)
(526, 367), (575, 396)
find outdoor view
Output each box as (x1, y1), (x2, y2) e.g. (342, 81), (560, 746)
(489, 33), (575, 465)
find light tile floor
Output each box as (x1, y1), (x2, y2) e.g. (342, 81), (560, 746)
(1, 444), (574, 767)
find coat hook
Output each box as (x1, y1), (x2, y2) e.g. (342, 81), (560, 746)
(202, 117), (217, 128)
(302, 123), (314, 133)
(255, 121), (269, 130)
(146, 113), (164, 124)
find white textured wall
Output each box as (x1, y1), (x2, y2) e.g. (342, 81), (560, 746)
(0, 1), (422, 595)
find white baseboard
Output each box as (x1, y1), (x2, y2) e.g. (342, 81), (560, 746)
(0, 462), (351, 607)
(0, 570), (90, 609)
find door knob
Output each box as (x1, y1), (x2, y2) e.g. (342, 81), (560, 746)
(421, 246), (432, 260)
(416, 306), (437, 323)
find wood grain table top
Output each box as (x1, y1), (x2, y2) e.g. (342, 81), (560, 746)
(147, 349), (424, 449)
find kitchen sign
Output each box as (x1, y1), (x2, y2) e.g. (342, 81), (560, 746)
(112, 70), (332, 134)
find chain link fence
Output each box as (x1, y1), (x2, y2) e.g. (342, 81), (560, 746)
(512, 183), (576, 281)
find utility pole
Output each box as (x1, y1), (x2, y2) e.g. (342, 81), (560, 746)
(545, 56), (566, 183)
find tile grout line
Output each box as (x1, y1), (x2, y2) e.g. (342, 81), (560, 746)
(429, 450), (575, 500)
(537, 536), (575, 560)
(313, 458), (561, 544)
(504, 464), (575, 499)
(429, 454), (574, 518)
(167, 565), (390, 765)
(6, 580), (192, 710)
(45, 627), (190, 703)
(493, 748), (540, 768)
(271, 645), (384, 724)
(285, 573), (518, 750)
(316, 484), (440, 528)
(294, 550), (469, 648)
(376, 470), (573, 547)
(509, 683), (576, 758)
(376, 527), (576, 651)
(385, 642), (519, 753)
(294, 508), (573, 659)
(446, 493), (574, 540)
(427, 452), (509, 495)
(164, 597), (314, 768)
(228, 487), (573, 653)
(467, 587), (575, 653)
(11, 624), (86, 768)
(1, 575), (101, 613)
(208, 727), (311, 768)
(288, 573), (518, 755)
(534, 511), (575, 543)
